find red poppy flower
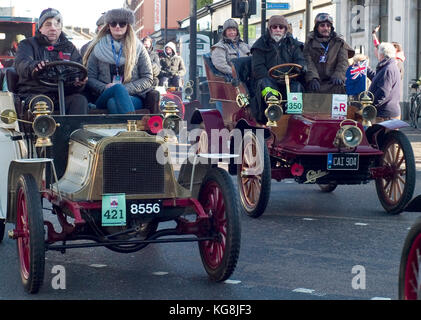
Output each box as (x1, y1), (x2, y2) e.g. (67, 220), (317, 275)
(47, 46), (54, 51)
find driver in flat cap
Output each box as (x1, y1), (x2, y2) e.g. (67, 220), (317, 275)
(14, 8), (88, 114)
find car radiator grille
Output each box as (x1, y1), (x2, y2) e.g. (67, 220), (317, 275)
(103, 142), (165, 195)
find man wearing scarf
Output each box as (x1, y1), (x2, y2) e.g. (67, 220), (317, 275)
(304, 13), (354, 94)
(14, 8), (88, 114)
(250, 15), (306, 123)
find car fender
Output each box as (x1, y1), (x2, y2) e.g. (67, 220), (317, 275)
(365, 119), (409, 147)
(6, 159), (50, 224)
(0, 129), (24, 220)
(190, 109), (225, 153)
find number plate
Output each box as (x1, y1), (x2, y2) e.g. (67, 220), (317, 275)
(127, 200), (163, 216)
(102, 194), (126, 226)
(327, 153), (359, 170)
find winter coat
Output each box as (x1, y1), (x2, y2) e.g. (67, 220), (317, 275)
(159, 42), (186, 78)
(14, 31), (84, 95)
(86, 35), (153, 99)
(211, 19), (250, 75)
(367, 58), (401, 118)
(147, 48), (161, 78)
(251, 30), (306, 81)
(304, 31), (354, 84)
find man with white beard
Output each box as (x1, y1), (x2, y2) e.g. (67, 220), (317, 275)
(250, 15), (306, 122)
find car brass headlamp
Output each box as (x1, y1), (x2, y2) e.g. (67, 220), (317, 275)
(333, 119), (363, 149)
(357, 91), (377, 127)
(264, 94), (283, 127)
(33, 115), (57, 147)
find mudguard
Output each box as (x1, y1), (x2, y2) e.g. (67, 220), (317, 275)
(6, 159), (50, 224)
(365, 119), (410, 147)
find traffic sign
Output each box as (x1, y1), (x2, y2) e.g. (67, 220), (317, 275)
(267, 2), (290, 10)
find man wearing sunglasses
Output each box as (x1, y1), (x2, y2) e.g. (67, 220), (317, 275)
(303, 13), (354, 94)
(14, 8), (88, 114)
(250, 15), (306, 123)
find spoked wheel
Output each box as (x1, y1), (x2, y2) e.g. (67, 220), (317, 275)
(399, 218), (421, 300)
(15, 174), (45, 293)
(198, 167), (241, 282)
(318, 183), (338, 193)
(237, 131), (271, 218)
(375, 131), (416, 215)
(0, 218), (5, 243)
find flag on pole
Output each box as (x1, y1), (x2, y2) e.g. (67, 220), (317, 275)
(345, 60), (368, 95)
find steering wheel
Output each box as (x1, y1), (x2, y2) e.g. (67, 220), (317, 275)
(31, 60), (87, 87)
(268, 63), (303, 82)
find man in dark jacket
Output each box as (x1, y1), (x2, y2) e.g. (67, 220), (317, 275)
(142, 36), (161, 87)
(304, 13), (354, 94)
(367, 42), (401, 120)
(14, 8), (88, 114)
(251, 15), (306, 121)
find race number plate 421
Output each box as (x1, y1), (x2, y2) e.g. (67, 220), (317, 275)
(102, 194), (126, 226)
(327, 153), (359, 170)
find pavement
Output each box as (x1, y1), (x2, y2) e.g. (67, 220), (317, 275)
(401, 125), (421, 170)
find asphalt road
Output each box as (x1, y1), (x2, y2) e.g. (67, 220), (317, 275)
(1, 169), (421, 301)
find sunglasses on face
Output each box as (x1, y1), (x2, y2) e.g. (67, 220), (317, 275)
(270, 25), (286, 30)
(110, 21), (127, 28)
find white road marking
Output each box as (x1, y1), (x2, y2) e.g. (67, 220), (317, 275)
(293, 288), (315, 294)
(371, 297), (392, 300)
(152, 271), (169, 276)
(224, 280), (242, 285)
(303, 218), (315, 221)
(89, 264), (107, 268)
(355, 223), (368, 226)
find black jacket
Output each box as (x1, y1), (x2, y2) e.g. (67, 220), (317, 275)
(14, 31), (83, 95)
(251, 30), (307, 80)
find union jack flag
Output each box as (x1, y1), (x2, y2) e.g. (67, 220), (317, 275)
(350, 60), (368, 80)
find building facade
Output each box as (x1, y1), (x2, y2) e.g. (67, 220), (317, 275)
(125, 0), (190, 41)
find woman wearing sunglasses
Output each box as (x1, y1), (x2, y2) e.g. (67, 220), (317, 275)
(83, 8), (153, 114)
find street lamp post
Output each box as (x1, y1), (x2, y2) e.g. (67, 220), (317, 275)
(261, 0), (266, 37)
(189, 0), (197, 100)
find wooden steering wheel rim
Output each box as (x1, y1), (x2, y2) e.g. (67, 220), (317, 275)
(268, 63), (303, 81)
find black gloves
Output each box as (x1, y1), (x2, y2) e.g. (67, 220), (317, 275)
(309, 78), (320, 92)
(330, 77), (344, 86)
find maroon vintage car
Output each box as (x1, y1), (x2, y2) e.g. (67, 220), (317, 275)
(191, 54), (415, 218)
(399, 195), (421, 300)
(0, 16), (36, 68)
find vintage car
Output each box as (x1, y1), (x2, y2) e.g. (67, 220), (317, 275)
(399, 195), (421, 300)
(194, 54), (416, 218)
(0, 61), (241, 294)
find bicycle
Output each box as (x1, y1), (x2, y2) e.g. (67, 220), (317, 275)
(409, 78), (421, 128)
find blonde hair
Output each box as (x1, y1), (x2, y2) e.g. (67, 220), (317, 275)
(83, 24), (137, 83)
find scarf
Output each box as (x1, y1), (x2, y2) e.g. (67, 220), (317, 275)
(93, 34), (142, 65)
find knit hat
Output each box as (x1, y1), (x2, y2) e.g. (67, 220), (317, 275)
(223, 18), (239, 34)
(105, 8), (135, 25)
(268, 15), (289, 30)
(38, 8), (62, 29)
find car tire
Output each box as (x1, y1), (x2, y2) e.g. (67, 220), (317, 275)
(0, 218), (5, 243)
(237, 130), (271, 218)
(375, 131), (416, 215)
(15, 174), (45, 294)
(198, 167), (241, 282)
(398, 217), (421, 300)
(318, 183), (338, 193)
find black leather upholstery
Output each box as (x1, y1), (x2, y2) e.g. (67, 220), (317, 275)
(5, 67), (19, 93)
